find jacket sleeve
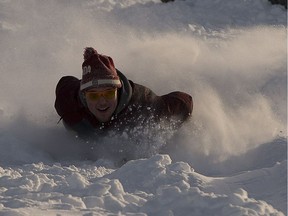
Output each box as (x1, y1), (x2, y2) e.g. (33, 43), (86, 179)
(130, 82), (193, 123)
(54, 76), (85, 125)
(159, 91), (193, 122)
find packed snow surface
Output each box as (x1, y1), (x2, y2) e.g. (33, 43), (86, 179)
(0, 0), (287, 215)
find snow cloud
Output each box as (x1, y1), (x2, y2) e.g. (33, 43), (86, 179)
(0, 0), (286, 171)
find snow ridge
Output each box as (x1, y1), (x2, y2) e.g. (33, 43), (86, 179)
(0, 155), (286, 216)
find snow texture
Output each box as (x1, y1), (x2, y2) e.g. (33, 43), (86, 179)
(0, 0), (287, 215)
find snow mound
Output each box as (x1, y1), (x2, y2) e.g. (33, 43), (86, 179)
(0, 155), (285, 215)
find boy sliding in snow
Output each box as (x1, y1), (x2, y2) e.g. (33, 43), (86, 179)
(55, 47), (193, 140)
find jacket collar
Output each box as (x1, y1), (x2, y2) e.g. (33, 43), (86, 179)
(115, 69), (132, 115)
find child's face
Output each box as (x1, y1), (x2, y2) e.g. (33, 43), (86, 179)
(85, 87), (118, 122)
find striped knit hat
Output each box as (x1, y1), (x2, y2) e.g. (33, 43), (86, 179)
(80, 47), (122, 91)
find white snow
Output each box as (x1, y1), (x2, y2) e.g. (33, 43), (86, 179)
(0, 0), (287, 215)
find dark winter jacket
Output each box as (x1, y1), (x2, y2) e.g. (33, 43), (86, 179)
(55, 70), (193, 139)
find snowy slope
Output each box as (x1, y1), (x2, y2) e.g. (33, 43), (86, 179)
(0, 0), (287, 215)
(0, 155), (286, 216)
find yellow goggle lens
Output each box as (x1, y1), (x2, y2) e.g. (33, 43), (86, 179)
(85, 89), (117, 101)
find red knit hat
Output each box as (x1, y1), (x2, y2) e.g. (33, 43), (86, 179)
(80, 47), (122, 91)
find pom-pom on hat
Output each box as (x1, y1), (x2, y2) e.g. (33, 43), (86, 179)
(80, 47), (122, 91)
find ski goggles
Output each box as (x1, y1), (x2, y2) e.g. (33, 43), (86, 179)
(85, 89), (117, 101)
